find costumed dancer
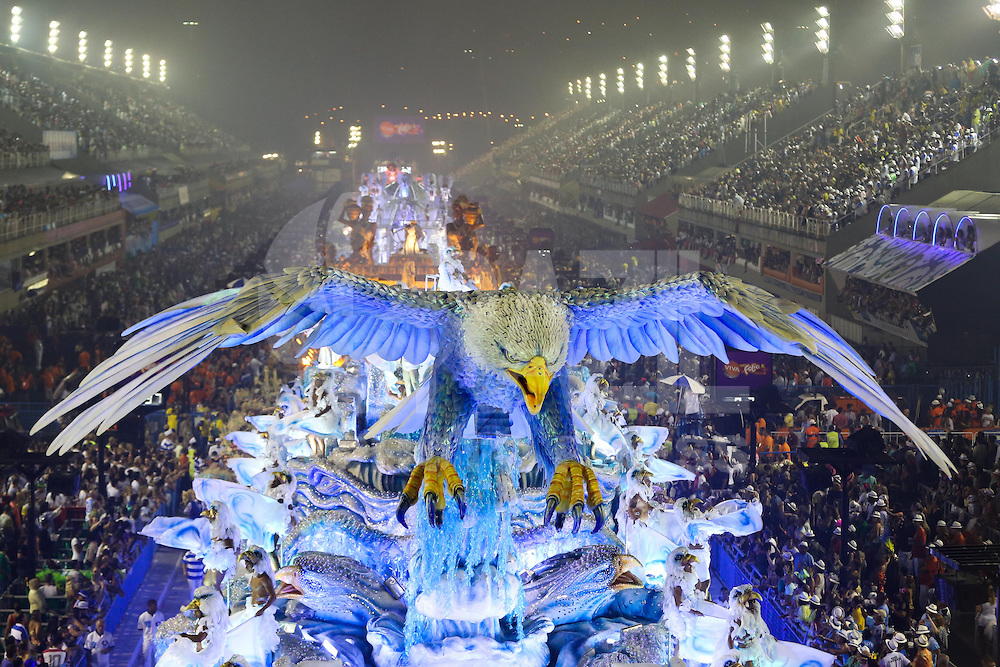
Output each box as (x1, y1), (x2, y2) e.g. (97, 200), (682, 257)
(661, 547), (703, 649)
(712, 585), (776, 667)
(676, 497), (713, 599)
(202, 502), (241, 584)
(158, 587), (229, 667)
(228, 548), (280, 667)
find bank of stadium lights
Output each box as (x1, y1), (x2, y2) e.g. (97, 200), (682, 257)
(576, 79), (582, 95)
(431, 140), (447, 155)
(599, 72), (606, 99)
(658, 56), (668, 86)
(584, 76), (591, 100)
(124, 48), (133, 74)
(77, 31), (87, 63)
(159, 60), (166, 83)
(141, 53), (150, 78)
(719, 35), (730, 72)
(635, 63), (643, 89)
(314, 130), (321, 146)
(986, 3), (1000, 21)
(616, 67), (624, 94)
(9, 6), (21, 44)
(686, 48), (696, 81)
(885, 0), (904, 39)
(103, 40), (112, 68)
(47, 21), (58, 54)
(762, 23), (775, 65)
(348, 125), (361, 149)
(815, 6), (830, 54)
(568, 81), (573, 96)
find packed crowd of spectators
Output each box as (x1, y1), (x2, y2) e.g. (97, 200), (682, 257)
(695, 60), (1000, 226)
(839, 278), (937, 342)
(0, 190), (301, 404)
(492, 82), (817, 195)
(0, 183), (115, 222)
(0, 63), (237, 156)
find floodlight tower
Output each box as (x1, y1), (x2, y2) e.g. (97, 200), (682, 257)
(686, 48), (698, 105)
(815, 6), (830, 85)
(762, 22), (775, 86)
(77, 31), (86, 63)
(142, 53), (150, 79)
(47, 20), (58, 55)
(885, 0), (905, 74)
(9, 6), (21, 45)
(103, 40), (112, 68)
(124, 48), (133, 74)
(584, 76), (592, 101)
(719, 35), (731, 91)
(598, 72), (606, 101)
(159, 60), (166, 84)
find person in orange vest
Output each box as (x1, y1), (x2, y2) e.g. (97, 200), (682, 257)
(803, 419), (821, 447)
(928, 399), (943, 428)
(777, 435), (791, 462)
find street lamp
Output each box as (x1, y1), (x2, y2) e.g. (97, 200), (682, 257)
(658, 55), (668, 86)
(9, 7), (21, 44)
(159, 59), (166, 83)
(584, 75), (592, 100)
(142, 53), (150, 78)
(103, 40), (112, 68)
(599, 72), (606, 100)
(47, 20), (58, 54)
(616, 67), (625, 94)
(124, 48), (133, 74)
(78, 31), (86, 63)
(719, 35), (731, 72)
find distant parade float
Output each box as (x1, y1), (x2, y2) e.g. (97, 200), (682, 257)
(34, 169), (955, 667)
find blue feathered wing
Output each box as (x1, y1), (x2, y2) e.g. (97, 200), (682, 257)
(562, 272), (955, 475)
(32, 267), (459, 454)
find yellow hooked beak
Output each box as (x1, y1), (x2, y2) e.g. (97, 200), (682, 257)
(183, 599), (200, 611)
(507, 356), (552, 415)
(682, 553), (699, 565)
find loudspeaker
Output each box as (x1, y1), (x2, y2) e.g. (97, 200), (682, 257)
(47, 473), (80, 496)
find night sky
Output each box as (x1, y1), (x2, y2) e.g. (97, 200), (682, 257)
(21, 1), (1000, 158)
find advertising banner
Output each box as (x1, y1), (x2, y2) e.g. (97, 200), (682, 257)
(715, 349), (773, 388)
(373, 116), (425, 144)
(42, 130), (78, 159)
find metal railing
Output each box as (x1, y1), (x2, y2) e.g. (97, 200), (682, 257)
(0, 197), (122, 243)
(680, 193), (833, 238)
(0, 149), (49, 170)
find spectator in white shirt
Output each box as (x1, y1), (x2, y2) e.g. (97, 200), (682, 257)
(137, 598), (164, 667)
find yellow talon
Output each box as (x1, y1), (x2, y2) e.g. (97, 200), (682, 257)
(396, 456), (466, 528)
(544, 460), (604, 534)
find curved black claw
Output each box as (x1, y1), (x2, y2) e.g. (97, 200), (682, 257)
(395, 497), (413, 529)
(571, 503), (584, 534)
(425, 492), (439, 526)
(543, 496), (558, 526)
(454, 488), (467, 520)
(591, 504), (605, 534)
(554, 512), (567, 531)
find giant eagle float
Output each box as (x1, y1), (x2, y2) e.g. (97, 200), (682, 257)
(34, 267), (955, 532)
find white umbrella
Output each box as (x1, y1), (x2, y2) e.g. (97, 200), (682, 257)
(659, 374), (706, 394)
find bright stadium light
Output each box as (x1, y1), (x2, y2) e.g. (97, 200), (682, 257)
(10, 6), (21, 44)
(159, 59), (166, 83)
(686, 48), (696, 81)
(584, 75), (592, 100)
(78, 31), (86, 62)
(124, 48), (133, 74)
(987, 2), (1000, 21)
(314, 130), (321, 146)
(348, 125), (361, 149)
(815, 6), (830, 54)
(658, 55), (668, 86)
(616, 67), (624, 94)
(47, 20), (59, 54)
(567, 81), (573, 96)
(635, 62), (643, 89)
(598, 72), (606, 99)
(103, 40), (112, 68)
(886, 0), (904, 38)
(719, 35), (731, 72)
(142, 53), (150, 78)
(762, 22), (775, 65)
(576, 79), (582, 95)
